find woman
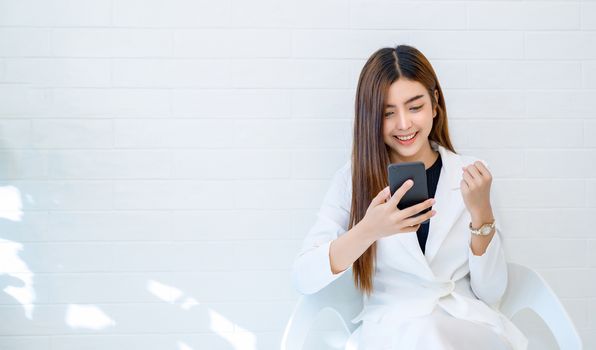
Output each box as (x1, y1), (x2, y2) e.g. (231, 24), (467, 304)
(291, 45), (528, 349)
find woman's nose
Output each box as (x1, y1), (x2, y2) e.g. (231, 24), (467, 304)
(396, 113), (411, 130)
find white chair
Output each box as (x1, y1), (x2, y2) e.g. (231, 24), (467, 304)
(281, 262), (583, 350)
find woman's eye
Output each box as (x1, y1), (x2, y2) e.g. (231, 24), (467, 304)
(384, 105), (423, 117)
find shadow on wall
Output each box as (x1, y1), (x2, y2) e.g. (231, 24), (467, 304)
(0, 145), (117, 332)
(0, 185), (35, 319)
(0, 134), (258, 349)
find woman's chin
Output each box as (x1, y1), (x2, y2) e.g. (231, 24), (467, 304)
(397, 149), (419, 158)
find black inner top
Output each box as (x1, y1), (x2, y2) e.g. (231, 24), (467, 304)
(417, 153), (442, 254)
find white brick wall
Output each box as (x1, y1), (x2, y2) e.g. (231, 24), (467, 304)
(0, 0), (594, 349)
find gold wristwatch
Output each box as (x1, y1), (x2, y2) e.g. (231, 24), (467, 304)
(469, 220), (496, 236)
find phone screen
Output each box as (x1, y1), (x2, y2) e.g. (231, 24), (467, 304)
(387, 161), (431, 223)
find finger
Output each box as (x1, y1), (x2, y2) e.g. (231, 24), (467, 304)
(402, 209), (435, 227)
(370, 186), (390, 207)
(402, 223), (421, 233)
(388, 179), (414, 207)
(398, 197), (435, 219)
(465, 167), (483, 186)
(462, 170), (475, 188)
(462, 165), (477, 181)
(474, 161), (491, 178)
(466, 163), (483, 181)
(460, 179), (469, 192)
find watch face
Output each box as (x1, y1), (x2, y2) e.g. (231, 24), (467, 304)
(481, 226), (492, 234)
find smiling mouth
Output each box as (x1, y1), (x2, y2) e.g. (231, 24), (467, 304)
(394, 132), (418, 141)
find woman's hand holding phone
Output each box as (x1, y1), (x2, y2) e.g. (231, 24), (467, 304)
(361, 180), (436, 241)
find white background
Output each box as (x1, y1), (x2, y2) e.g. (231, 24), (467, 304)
(0, 0), (595, 349)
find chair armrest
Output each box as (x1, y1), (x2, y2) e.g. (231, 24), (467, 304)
(282, 270), (363, 350)
(281, 296), (328, 350)
(500, 263), (583, 350)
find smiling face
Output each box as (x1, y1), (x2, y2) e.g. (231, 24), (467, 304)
(383, 78), (439, 168)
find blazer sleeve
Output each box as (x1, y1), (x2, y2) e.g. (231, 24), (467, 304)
(291, 162), (352, 295)
(467, 159), (508, 307)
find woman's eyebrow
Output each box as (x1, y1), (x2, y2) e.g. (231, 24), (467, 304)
(385, 94), (424, 107)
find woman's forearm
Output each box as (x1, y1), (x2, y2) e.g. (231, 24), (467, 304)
(329, 220), (378, 274)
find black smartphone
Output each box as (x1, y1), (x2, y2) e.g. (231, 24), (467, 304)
(387, 161), (431, 225)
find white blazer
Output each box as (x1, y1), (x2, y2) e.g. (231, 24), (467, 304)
(292, 140), (528, 350)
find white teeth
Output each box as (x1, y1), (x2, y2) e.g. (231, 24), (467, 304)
(396, 132), (416, 141)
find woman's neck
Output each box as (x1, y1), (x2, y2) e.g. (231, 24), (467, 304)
(389, 141), (439, 170)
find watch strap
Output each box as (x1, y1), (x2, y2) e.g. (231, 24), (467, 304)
(469, 220), (496, 236)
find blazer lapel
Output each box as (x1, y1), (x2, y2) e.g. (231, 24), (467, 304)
(423, 141), (465, 265)
(396, 231), (434, 278)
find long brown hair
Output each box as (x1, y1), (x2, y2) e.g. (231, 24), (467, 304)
(350, 45), (456, 297)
